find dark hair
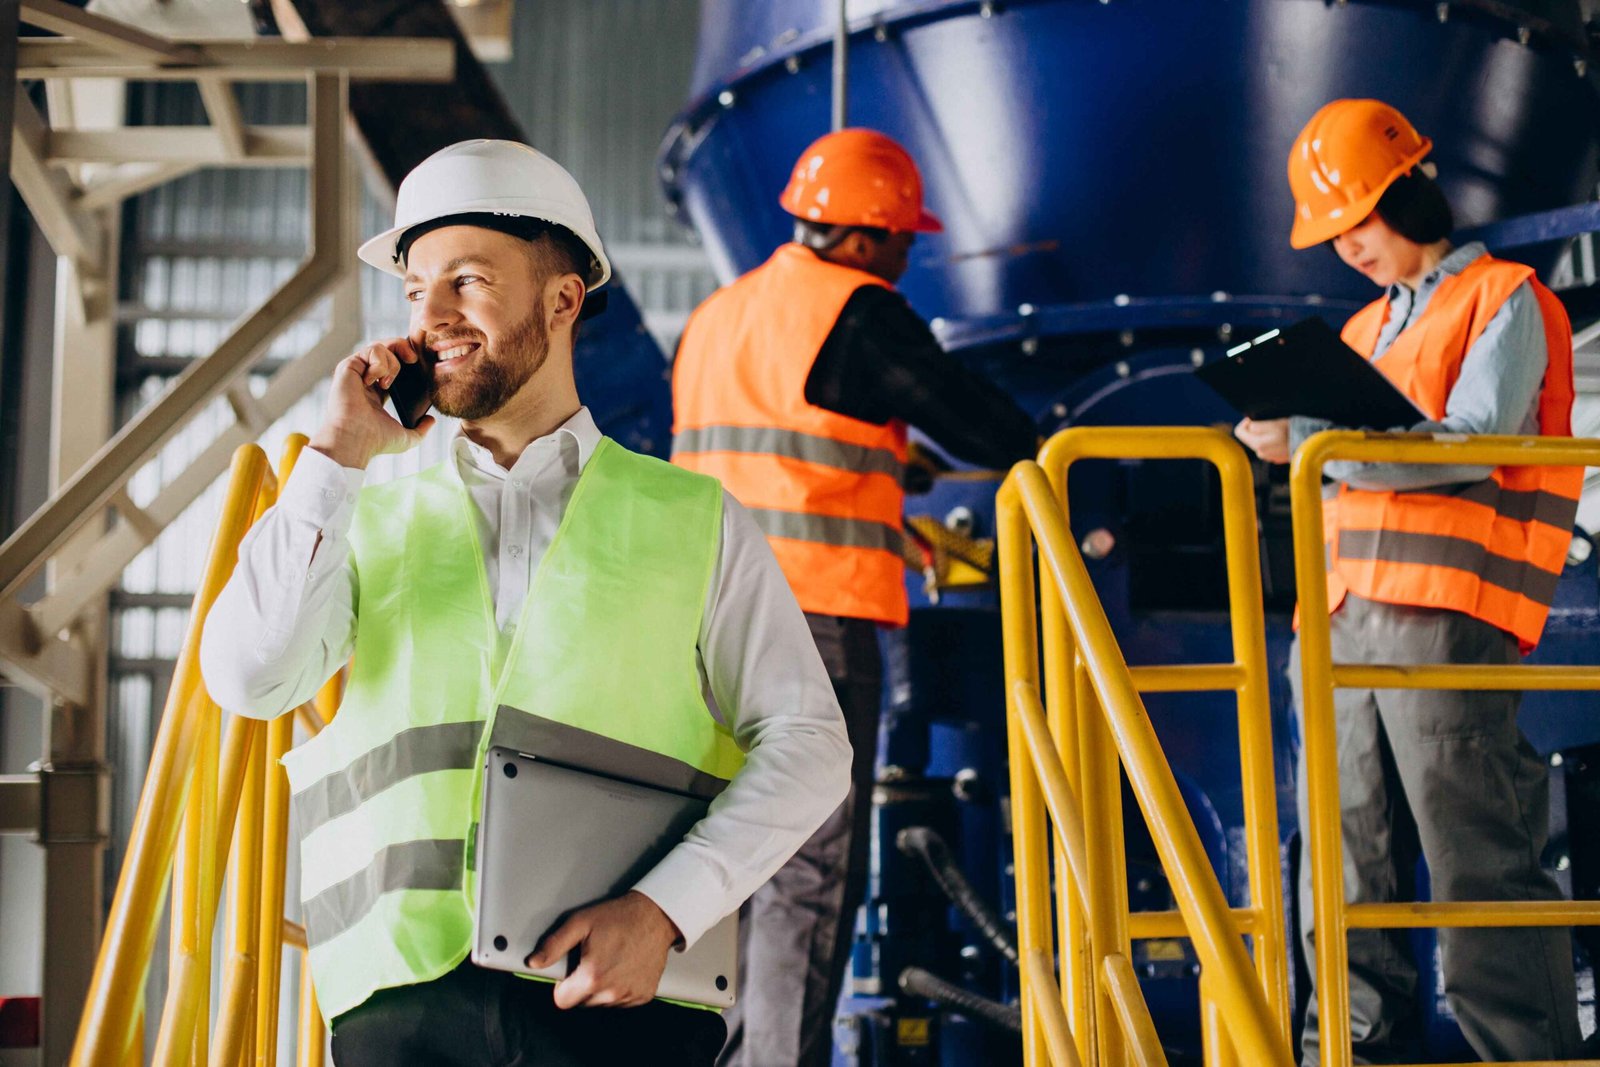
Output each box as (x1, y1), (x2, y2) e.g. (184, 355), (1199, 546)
(397, 212), (598, 285)
(792, 219), (890, 252)
(1373, 171), (1454, 244)
(397, 211), (607, 322)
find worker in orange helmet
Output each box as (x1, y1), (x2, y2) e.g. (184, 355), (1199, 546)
(672, 128), (1037, 1066)
(1236, 99), (1584, 1065)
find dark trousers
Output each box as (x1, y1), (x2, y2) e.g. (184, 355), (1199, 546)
(719, 613), (883, 1067)
(1291, 594), (1580, 1065)
(331, 962), (727, 1067)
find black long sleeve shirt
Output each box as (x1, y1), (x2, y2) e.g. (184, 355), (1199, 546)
(804, 285), (1038, 471)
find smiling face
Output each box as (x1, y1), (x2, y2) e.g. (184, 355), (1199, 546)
(1331, 212), (1428, 290)
(403, 226), (562, 421)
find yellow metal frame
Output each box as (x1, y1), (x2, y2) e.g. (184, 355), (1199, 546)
(1291, 430), (1600, 1067)
(69, 437), (343, 1067)
(999, 426), (1294, 1066)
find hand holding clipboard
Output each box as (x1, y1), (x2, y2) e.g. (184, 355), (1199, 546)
(1195, 318), (1424, 429)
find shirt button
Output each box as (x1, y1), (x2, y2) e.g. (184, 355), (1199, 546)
(509, 545), (522, 558)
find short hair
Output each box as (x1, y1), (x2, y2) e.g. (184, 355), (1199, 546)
(793, 219), (890, 251)
(1373, 171), (1454, 244)
(397, 212), (599, 286)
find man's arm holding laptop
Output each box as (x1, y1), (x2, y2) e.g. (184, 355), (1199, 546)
(530, 492), (852, 1009)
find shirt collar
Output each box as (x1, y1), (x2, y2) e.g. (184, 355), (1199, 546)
(1386, 241), (1486, 301)
(451, 406), (602, 480)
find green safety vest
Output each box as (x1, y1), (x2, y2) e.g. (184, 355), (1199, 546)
(281, 437), (747, 1021)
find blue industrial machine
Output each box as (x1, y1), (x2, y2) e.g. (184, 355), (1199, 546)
(650, 1), (1600, 1062)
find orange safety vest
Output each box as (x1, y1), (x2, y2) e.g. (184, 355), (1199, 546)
(672, 243), (910, 626)
(1323, 253), (1581, 651)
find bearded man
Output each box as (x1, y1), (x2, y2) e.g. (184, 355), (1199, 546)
(200, 140), (850, 1067)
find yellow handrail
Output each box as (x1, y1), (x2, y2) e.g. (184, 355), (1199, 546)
(1290, 430), (1600, 1067)
(999, 428), (1295, 1065)
(1039, 427), (1289, 1038)
(71, 435), (344, 1067)
(72, 445), (270, 1066)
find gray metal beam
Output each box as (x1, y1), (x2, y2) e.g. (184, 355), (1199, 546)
(46, 125), (309, 165)
(0, 774), (40, 836)
(0, 75), (346, 609)
(9, 94), (104, 270)
(16, 37), (454, 81)
(0, 598), (90, 706)
(19, 0), (198, 65)
(30, 277), (361, 638)
(283, 0), (516, 187)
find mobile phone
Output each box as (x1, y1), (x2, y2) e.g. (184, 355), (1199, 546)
(387, 351), (434, 430)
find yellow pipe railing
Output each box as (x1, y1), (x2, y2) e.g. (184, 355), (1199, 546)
(1040, 427), (1290, 1040)
(1000, 429), (1295, 1065)
(1290, 430), (1600, 1067)
(72, 445), (269, 1067)
(71, 435), (343, 1067)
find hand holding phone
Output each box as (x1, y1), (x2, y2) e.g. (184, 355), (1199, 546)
(308, 338), (435, 470)
(387, 337), (435, 430)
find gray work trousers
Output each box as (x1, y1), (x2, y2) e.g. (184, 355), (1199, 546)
(718, 613), (882, 1067)
(1291, 594), (1581, 1066)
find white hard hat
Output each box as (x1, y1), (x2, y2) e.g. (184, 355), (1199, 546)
(358, 139), (612, 289)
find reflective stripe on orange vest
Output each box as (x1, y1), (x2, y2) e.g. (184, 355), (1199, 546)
(1323, 253), (1580, 651)
(672, 243), (911, 625)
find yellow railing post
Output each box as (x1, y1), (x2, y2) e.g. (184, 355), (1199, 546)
(156, 459), (282, 1067)
(72, 432), (341, 1067)
(211, 716), (264, 1067)
(1001, 456), (1294, 1065)
(997, 474), (1052, 1066)
(1287, 434), (1350, 1067)
(1076, 658), (1130, 1067)
(296, 946), (326, 1067)
(1042, 444), (1093, 1060)
(1210, 438), (1291, 1037)
(1289, 430), (1600, 1067)
(248, 436), (307, 1067)
(1041, 428), (1292, 1042)
(71, 445), (269, 1067)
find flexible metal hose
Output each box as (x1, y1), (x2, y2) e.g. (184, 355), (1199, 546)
(896, 825), (1019, 964)
(897, 966), (1022, 1034)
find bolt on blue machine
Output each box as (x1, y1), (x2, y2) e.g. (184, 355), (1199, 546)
(658, 2), (1600, 1062)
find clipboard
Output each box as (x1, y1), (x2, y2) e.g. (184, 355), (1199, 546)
(1194, 317), (1425, 429)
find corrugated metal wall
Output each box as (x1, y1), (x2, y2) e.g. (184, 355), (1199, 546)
(491, 0), (716, 340)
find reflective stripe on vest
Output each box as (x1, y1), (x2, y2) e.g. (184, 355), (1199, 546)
(672, 243), (910, 625)
(280, 438), (743, 1020)
(1322, 255), (1581, 650)
(673, 425), (906, 480)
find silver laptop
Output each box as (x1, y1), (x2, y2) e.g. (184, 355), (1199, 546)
(471, 741), (738, 1008)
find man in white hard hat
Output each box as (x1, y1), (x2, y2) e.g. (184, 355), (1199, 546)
(200, 139), (851, 1066)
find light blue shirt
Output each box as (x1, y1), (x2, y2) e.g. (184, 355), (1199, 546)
(1289, 242), (1547, 491)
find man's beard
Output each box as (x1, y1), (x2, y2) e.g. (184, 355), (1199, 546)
(431, 305), (549, 421)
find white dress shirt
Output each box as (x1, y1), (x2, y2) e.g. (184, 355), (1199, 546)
(199, 406), (852, 947)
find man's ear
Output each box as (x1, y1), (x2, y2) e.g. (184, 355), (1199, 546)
(548, 273), (586, 331)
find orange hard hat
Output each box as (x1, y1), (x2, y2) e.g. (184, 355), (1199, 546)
(780, 128), (943, 233)
(1287, 99), (1433, 249)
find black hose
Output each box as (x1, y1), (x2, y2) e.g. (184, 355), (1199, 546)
(896, 825), (1019, 964)
(898, 966), (1022, 1034)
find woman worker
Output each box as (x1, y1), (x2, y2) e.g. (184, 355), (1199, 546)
(1234, 98), (1584, 1065)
